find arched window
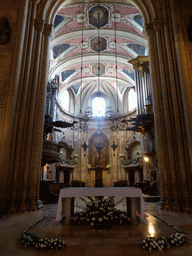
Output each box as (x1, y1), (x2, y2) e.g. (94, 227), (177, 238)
(61, 89), (69, 111)
(128, 88), (137, 111)
(92, 96), (106, 117)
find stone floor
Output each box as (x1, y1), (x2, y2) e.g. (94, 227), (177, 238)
(0, 201), (192, 255)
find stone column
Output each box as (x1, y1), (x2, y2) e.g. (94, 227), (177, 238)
(29, 23), (53, 210)
(145, 23), (170, 210)
(169, 0), (192, 212)
(154, 18), (180, 211)
(169, 0), (192, 169)
(7, 1), (43, 213)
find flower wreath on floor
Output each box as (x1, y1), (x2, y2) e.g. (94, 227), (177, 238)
(70, 196), (131, 227)
(19, 215), (65, 250)
(140, 214), (186, 250)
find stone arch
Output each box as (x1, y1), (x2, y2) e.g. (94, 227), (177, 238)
(37, 0), (159, 25)
(28, 0), (192, 212)
(126, 134), (144, 158)
(3, 0), (192, 213)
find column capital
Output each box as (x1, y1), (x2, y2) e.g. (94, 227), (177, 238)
(144, 23), (155, 36)
(34, 19), (44, 32)
(43, 24), (53, 37)
(153, 19), (164, 31)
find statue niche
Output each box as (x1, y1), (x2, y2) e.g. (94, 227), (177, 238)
(88, 132), (109, 187)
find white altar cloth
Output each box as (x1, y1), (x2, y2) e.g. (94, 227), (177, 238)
(56, 187), (145, 221)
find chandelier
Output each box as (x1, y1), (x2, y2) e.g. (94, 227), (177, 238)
(76, 1), (127, 156)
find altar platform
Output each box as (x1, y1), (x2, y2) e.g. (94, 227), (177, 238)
(1, 203), (192, 256)
(29, 213), (177, 247)
(56, 187), (145, 224)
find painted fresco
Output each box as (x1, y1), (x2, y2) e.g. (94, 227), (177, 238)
(122, 68), (135, 81)
(89, 132), (109, 168)
(61, 70), (76, 82)
(127, 43), (145, 56)
(92, 63), (105, 76)
(52, 44), (70, 59)
(91, 36), (107, 52)
(133, 14), (144, 27)
(89, 5), (109, 28)
(53, 15), (71, 31)
(54, 15), (64, 28)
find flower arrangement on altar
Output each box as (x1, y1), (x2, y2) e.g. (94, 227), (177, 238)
(70, 196), (131, 227)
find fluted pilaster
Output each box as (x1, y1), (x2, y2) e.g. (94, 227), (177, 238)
(145, 21), (171, 210)
(30, 23), (53, 209)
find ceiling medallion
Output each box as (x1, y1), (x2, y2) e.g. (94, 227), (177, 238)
(89, 5), (109, 28)
(90, 36), (107, 52)
(92, 63), (105, 76)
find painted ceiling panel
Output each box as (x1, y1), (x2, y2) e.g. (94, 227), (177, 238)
(50, 2), (148, 115)
(61, 70), (76, 82)
(54, 15), (64, 28)
(127, 43), (145, 55)
(121, 69), (135, 81)
(133, 14), (144, 27)
(52, 44), (71, 59)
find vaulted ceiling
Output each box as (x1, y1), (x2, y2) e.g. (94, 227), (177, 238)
(49, 2), (148, 115)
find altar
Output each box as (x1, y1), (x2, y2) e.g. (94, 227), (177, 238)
(56, 187), (145, 224)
